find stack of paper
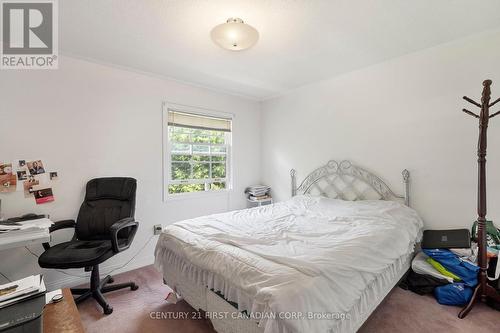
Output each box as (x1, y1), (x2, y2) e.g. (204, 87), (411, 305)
(0, 218), (52, 235)
(0, 222), (22, 233)
(245, 185), (271, 201)
(0, 275), (46, 309)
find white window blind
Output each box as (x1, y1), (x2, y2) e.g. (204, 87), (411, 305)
(168, 111), (231, 132)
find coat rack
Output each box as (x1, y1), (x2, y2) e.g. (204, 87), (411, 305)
(459, 79), (500, 318)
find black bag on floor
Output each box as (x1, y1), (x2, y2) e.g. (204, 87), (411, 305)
(422, 229), (471, 249)
(400, 269), (450, 295)
(487, 257), (500, 311)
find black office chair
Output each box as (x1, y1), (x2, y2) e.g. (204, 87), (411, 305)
(38, 177), (139, 314)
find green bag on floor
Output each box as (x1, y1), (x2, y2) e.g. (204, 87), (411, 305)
(471, 220), (500, 248)
(471, 220), (500, 282)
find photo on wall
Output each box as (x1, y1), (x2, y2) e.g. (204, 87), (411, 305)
(33, 188), (55, 205)
(23, 179), (40, 198)
(0, 163), (17, 193)
(17, 170), (28, 181)
(27, 160), (45, 175)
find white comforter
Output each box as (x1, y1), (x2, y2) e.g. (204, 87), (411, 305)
(155, 195), (423, 333)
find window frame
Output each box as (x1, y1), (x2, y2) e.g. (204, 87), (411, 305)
(162, 102), (234, 201)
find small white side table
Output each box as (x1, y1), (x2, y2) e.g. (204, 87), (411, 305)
(246, 198), (273, 208)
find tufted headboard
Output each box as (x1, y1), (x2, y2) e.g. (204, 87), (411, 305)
(290, 160), (410, 206)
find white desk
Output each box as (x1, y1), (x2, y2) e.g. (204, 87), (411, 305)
(0, 218), (52, 251)
(0, 230), (50, 251)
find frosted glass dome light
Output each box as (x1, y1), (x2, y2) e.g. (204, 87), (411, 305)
(210, 18), (259, 51)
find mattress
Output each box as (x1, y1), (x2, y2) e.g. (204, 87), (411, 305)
(154, 195), (423, 333)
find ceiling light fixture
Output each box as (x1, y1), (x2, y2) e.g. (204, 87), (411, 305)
(210, 18), (259, 51)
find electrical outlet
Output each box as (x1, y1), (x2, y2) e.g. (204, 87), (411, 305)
(153, 224), (163, 235)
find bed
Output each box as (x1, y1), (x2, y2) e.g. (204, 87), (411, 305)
(154, 160), (423, 333)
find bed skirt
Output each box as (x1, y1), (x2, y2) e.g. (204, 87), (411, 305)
(154, 246), (413, 333)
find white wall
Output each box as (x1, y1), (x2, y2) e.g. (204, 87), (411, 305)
(0, 56), (261, 288)
(3, 27), (500, 289)
(261, 28), (500, 230)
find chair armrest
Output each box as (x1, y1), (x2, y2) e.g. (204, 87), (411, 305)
(42, 219), (76, 250)
(49, 219), (76, 233)
(110, 217), (138, 253)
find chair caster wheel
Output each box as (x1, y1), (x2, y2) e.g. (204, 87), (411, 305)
(108, 277), (114, 284)
(131, 284), (139, 291)
(103, 306), (113, 315)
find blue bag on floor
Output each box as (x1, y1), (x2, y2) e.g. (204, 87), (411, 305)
(434, 283), (473, 306)
(423, 249), (479, 287)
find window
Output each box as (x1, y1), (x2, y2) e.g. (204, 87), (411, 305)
(164, 105), (232, 197)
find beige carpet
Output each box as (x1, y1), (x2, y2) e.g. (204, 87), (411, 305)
(78, 265), (500, 333)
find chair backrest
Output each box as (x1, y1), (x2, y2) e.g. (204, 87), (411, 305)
(76, 177), (136, 241)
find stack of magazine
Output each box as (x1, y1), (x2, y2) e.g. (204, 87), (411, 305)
(0, 218), (52, 246)
(0, 217), (52, 233)
(0, 275), (46, 309)
(245, 185), (271, 202)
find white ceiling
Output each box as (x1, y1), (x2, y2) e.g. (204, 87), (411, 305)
(60, 0), (500, 100)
